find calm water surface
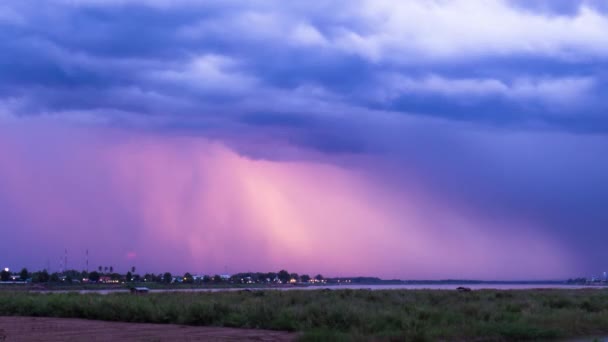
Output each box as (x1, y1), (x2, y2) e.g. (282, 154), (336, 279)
(37, 283), (598, 295)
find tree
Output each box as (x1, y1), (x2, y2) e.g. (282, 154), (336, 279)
(32, 270), (50, 283)
(278, 270), (290, 284)
(183, 272), (193, 284)
(88, 271), (100, 282)
(0, 269), (10, 282)
(315, 274), (324, 282)
(126, 271), (133, 282)
(290, 273), (299, 283)
(301, 274), (311, 283)
(104, 266), (108, 273)
(163, 272), (172, 284)
(131, 266), (136, 274)
(19, 268), (29, 281)
(109, 266), (113, 273)
(265, 272), (277, 282)
(203, 275), (211, 284)
(213, 274), (223, 283)
(50, 273), (60, 282)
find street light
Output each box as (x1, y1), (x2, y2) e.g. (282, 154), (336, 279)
(3, 268), (9, 272)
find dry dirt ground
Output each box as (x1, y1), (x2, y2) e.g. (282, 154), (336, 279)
(0, 316), (297, 341)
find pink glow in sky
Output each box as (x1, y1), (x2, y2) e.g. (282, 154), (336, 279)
(0, 121), (576, 279)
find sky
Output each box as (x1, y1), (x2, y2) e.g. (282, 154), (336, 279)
(1, 0), (607, 280)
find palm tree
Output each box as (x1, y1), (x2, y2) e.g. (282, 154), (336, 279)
(98, 266), (102, 273)
(109, 266), (113, 273)
(131, 266), (136, 274)
(104, 266), (108, 273)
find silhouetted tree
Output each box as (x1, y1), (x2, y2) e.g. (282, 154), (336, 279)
(109, 266), (113, 273)
(183, 272), (193, 284)
(126, 271), (133, 282)
(301, 274), (311, 283)
(265, 272), (277, 282)
(50, 273), (60, 282)
(0, 269), (10, 282)
(19, 268), (29, 281)
(213, 274), (223, 283)
(290, 273), (299, 283)
(32, 270), (50, 283)
(88, 271), (100, 282)
(315, 274), (324, 282)
(203, 275), (212, 284)
(163, 272), (172, 283)
(131, 266), (136, 273)
(98, 266), (102, 272)
(278, 270), (290, 283)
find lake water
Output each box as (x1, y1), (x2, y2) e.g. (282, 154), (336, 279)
(37, 283), (598, 295)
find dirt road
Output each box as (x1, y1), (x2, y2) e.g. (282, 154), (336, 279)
(0, 316), (297, 341)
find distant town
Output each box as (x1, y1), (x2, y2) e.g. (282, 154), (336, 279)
(0, 265), (604, 287)
(0, 265), (403, 286)
(565, 272), (608, 285)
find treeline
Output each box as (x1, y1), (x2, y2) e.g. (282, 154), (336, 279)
(1, 268), (99, 283)
(0, 267), (326, 285)
(141, 270), (326, 284)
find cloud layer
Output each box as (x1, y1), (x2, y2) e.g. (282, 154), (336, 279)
(1, 0), (608, 134)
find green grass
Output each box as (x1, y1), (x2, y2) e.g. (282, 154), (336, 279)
(1, 289), (608, 340)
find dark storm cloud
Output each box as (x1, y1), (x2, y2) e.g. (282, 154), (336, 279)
(1, 0), (607, 140)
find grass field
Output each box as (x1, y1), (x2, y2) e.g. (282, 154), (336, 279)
(1, 289), (608, 341)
